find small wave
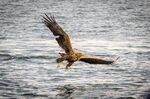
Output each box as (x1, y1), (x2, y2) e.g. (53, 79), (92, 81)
(21, 93), (48, 98)
(0, 34), (6, 39)
(0, 36), (6, 39)
(15, 55), (54, 60)
(116, 97), (136, 99)
(0, 54), (13, 61)
(0, 54), (55, 61)
(0, 54), (12, 57)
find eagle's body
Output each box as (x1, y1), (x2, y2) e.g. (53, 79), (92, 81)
(42, 14), (118, 70)
(57, 52), (85, 69)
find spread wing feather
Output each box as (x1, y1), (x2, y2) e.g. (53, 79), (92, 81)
(79, 56), (114, 64)
(42, 14), (74, 54)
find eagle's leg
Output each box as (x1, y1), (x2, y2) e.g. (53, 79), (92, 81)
(56, 58), (65, 68)
(66, 62), (74, 71)
(56, 53), (68, 63)
(56, 54), (68, 68)
(56, 58), (65, 63)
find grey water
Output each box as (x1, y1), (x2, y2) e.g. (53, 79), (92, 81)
(0, 0), (150, 99)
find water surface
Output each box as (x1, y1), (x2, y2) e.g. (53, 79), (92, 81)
(0, 0), (150, 98)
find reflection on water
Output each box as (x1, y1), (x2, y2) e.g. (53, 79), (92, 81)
(0, 0), (150, 98)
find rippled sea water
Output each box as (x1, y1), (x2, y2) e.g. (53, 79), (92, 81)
(0, 0), (150, 99)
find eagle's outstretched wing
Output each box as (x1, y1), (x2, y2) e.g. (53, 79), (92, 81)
(42, 14), (74, 54)
(79, 55), (119, 64)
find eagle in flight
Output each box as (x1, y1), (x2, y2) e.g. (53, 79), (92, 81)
(42, 14), (118, 70)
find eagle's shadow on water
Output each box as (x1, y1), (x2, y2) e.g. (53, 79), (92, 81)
(54, 84), (76, 99)
(54, 84), (85, 99)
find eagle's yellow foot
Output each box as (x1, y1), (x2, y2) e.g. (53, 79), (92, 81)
(56, 63), (61, 68)
(65, 66), (71, 71)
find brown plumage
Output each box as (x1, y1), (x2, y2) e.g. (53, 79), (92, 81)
(42, 14), (118, 70)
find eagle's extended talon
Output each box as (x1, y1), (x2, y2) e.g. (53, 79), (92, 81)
(56, 63), (61, 68)
(65, 66), (71, 71)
